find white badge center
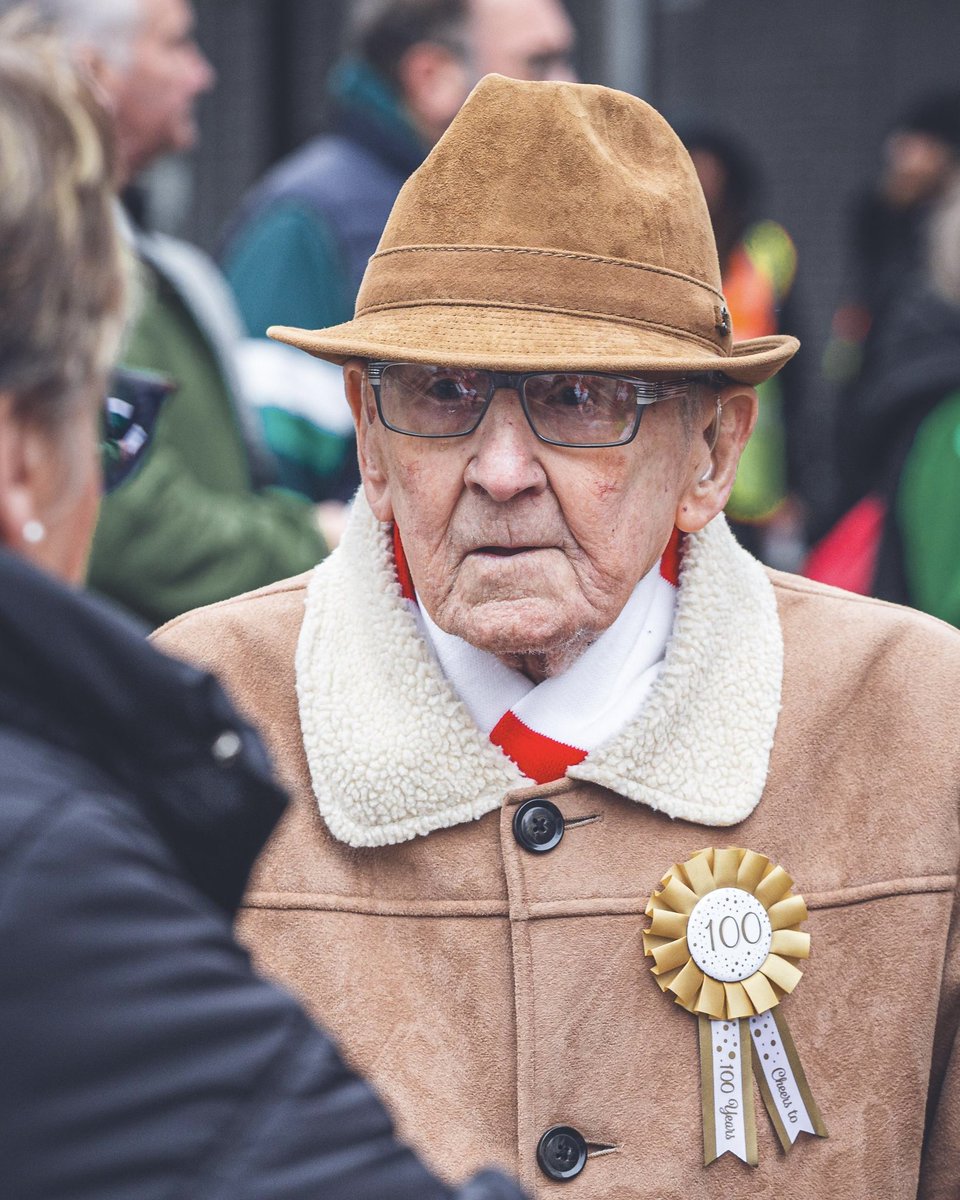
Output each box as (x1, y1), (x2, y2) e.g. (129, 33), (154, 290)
(687, 887), (773, 982)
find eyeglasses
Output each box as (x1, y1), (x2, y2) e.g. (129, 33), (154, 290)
(366, 362), (713, 448)
(101, 367), (175, 493)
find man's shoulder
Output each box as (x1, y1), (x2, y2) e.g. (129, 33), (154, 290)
(154, 572), (311, 682)
(769, 568), (960, 681)
(771, 567), (959, 631)
(246, 132), (397, 217)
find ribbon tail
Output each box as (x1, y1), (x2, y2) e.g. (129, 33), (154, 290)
(750, 1009), (828, 1151)
(699, 1016), (759, 1166)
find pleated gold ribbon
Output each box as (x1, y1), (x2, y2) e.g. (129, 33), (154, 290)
(643, 847), (827, 1165)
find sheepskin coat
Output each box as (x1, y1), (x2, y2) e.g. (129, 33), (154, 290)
(157, 496), (960, 1200)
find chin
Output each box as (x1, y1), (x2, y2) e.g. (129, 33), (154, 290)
(447, 595), (588, 660)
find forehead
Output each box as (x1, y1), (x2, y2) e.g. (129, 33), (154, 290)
(139, 0), (194, 41)
(469, 0), (574, 50)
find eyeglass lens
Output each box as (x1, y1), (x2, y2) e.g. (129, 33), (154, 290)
(377, 364), (645, 446)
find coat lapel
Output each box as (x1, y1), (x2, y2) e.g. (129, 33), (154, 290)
(568, 513), (783, 825)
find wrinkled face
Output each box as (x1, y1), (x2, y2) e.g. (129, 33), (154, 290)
(347, 364), (734, 677)
(111, 0), (214, 178)
(469, 0), (578, 82)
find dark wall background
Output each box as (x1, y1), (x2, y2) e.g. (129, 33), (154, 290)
(181, 0), (960, 378)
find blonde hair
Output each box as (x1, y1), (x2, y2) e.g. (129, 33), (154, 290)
(0, 10), (127, 424)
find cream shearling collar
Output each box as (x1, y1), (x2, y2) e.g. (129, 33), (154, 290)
(296, 495), (783, 847)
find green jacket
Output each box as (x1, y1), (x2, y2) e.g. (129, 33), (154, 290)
(88, 244), (326, 627)
(897, 388), (960, 626)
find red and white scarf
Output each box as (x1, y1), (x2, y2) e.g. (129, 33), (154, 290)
(394, 528), (681, 784)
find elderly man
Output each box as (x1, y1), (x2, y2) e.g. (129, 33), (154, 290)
(159, 77), (960, 1199)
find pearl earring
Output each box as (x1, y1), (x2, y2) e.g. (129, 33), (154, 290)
(22, 519), (46, 545)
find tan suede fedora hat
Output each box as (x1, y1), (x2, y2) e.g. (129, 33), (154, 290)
(269, 74), (798, 384)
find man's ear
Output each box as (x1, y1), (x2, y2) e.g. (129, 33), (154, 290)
(675, 384), (758, 533)
(396, 41), (471, 146)
(74, 43), (121, 110)
(343, 360), (393, 522)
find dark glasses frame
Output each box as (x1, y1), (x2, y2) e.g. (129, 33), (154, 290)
(366, 362), (721, 449)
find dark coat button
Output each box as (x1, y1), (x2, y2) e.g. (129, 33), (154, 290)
(513, 799), (564, 853)
(537, 1125), (588, 1181)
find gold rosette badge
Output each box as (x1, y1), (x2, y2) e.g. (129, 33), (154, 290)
(644, 847), (826, 1166)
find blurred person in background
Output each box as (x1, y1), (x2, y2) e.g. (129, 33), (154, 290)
(808, 91), (960, 610)
(851, 92), (960, 340)
(220, 0), (577, 501)
(12, 0), (345, 627)
(0, 19), (526, 1200)
(823, 91), (960, 411)
(224, 0), (577, 335)
(685, 128), (808, 568)
(816, 159), (960, 625)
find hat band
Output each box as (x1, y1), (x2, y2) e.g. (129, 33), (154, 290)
(355, 245), (732, 354)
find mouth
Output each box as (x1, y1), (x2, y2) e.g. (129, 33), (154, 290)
(470, 545), (547, 558)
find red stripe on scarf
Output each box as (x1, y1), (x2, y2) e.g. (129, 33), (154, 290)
(393, 524), (416, 601)
(660, 527), (683, 587)
(490, 710), (587, 784)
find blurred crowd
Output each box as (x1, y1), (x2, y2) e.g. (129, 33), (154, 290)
(0, 0), (955, 627)
(684, 95), (960, 629)
(811, 90), (960, 621)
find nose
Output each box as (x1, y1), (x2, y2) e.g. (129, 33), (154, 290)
(192, 44), (216, 94)
(463, 388), (548, 503)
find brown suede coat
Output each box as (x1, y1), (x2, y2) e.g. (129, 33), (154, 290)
(156, 507), (960, 1200)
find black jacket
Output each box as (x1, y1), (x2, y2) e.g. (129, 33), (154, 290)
(0, 550), (523, 1200)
